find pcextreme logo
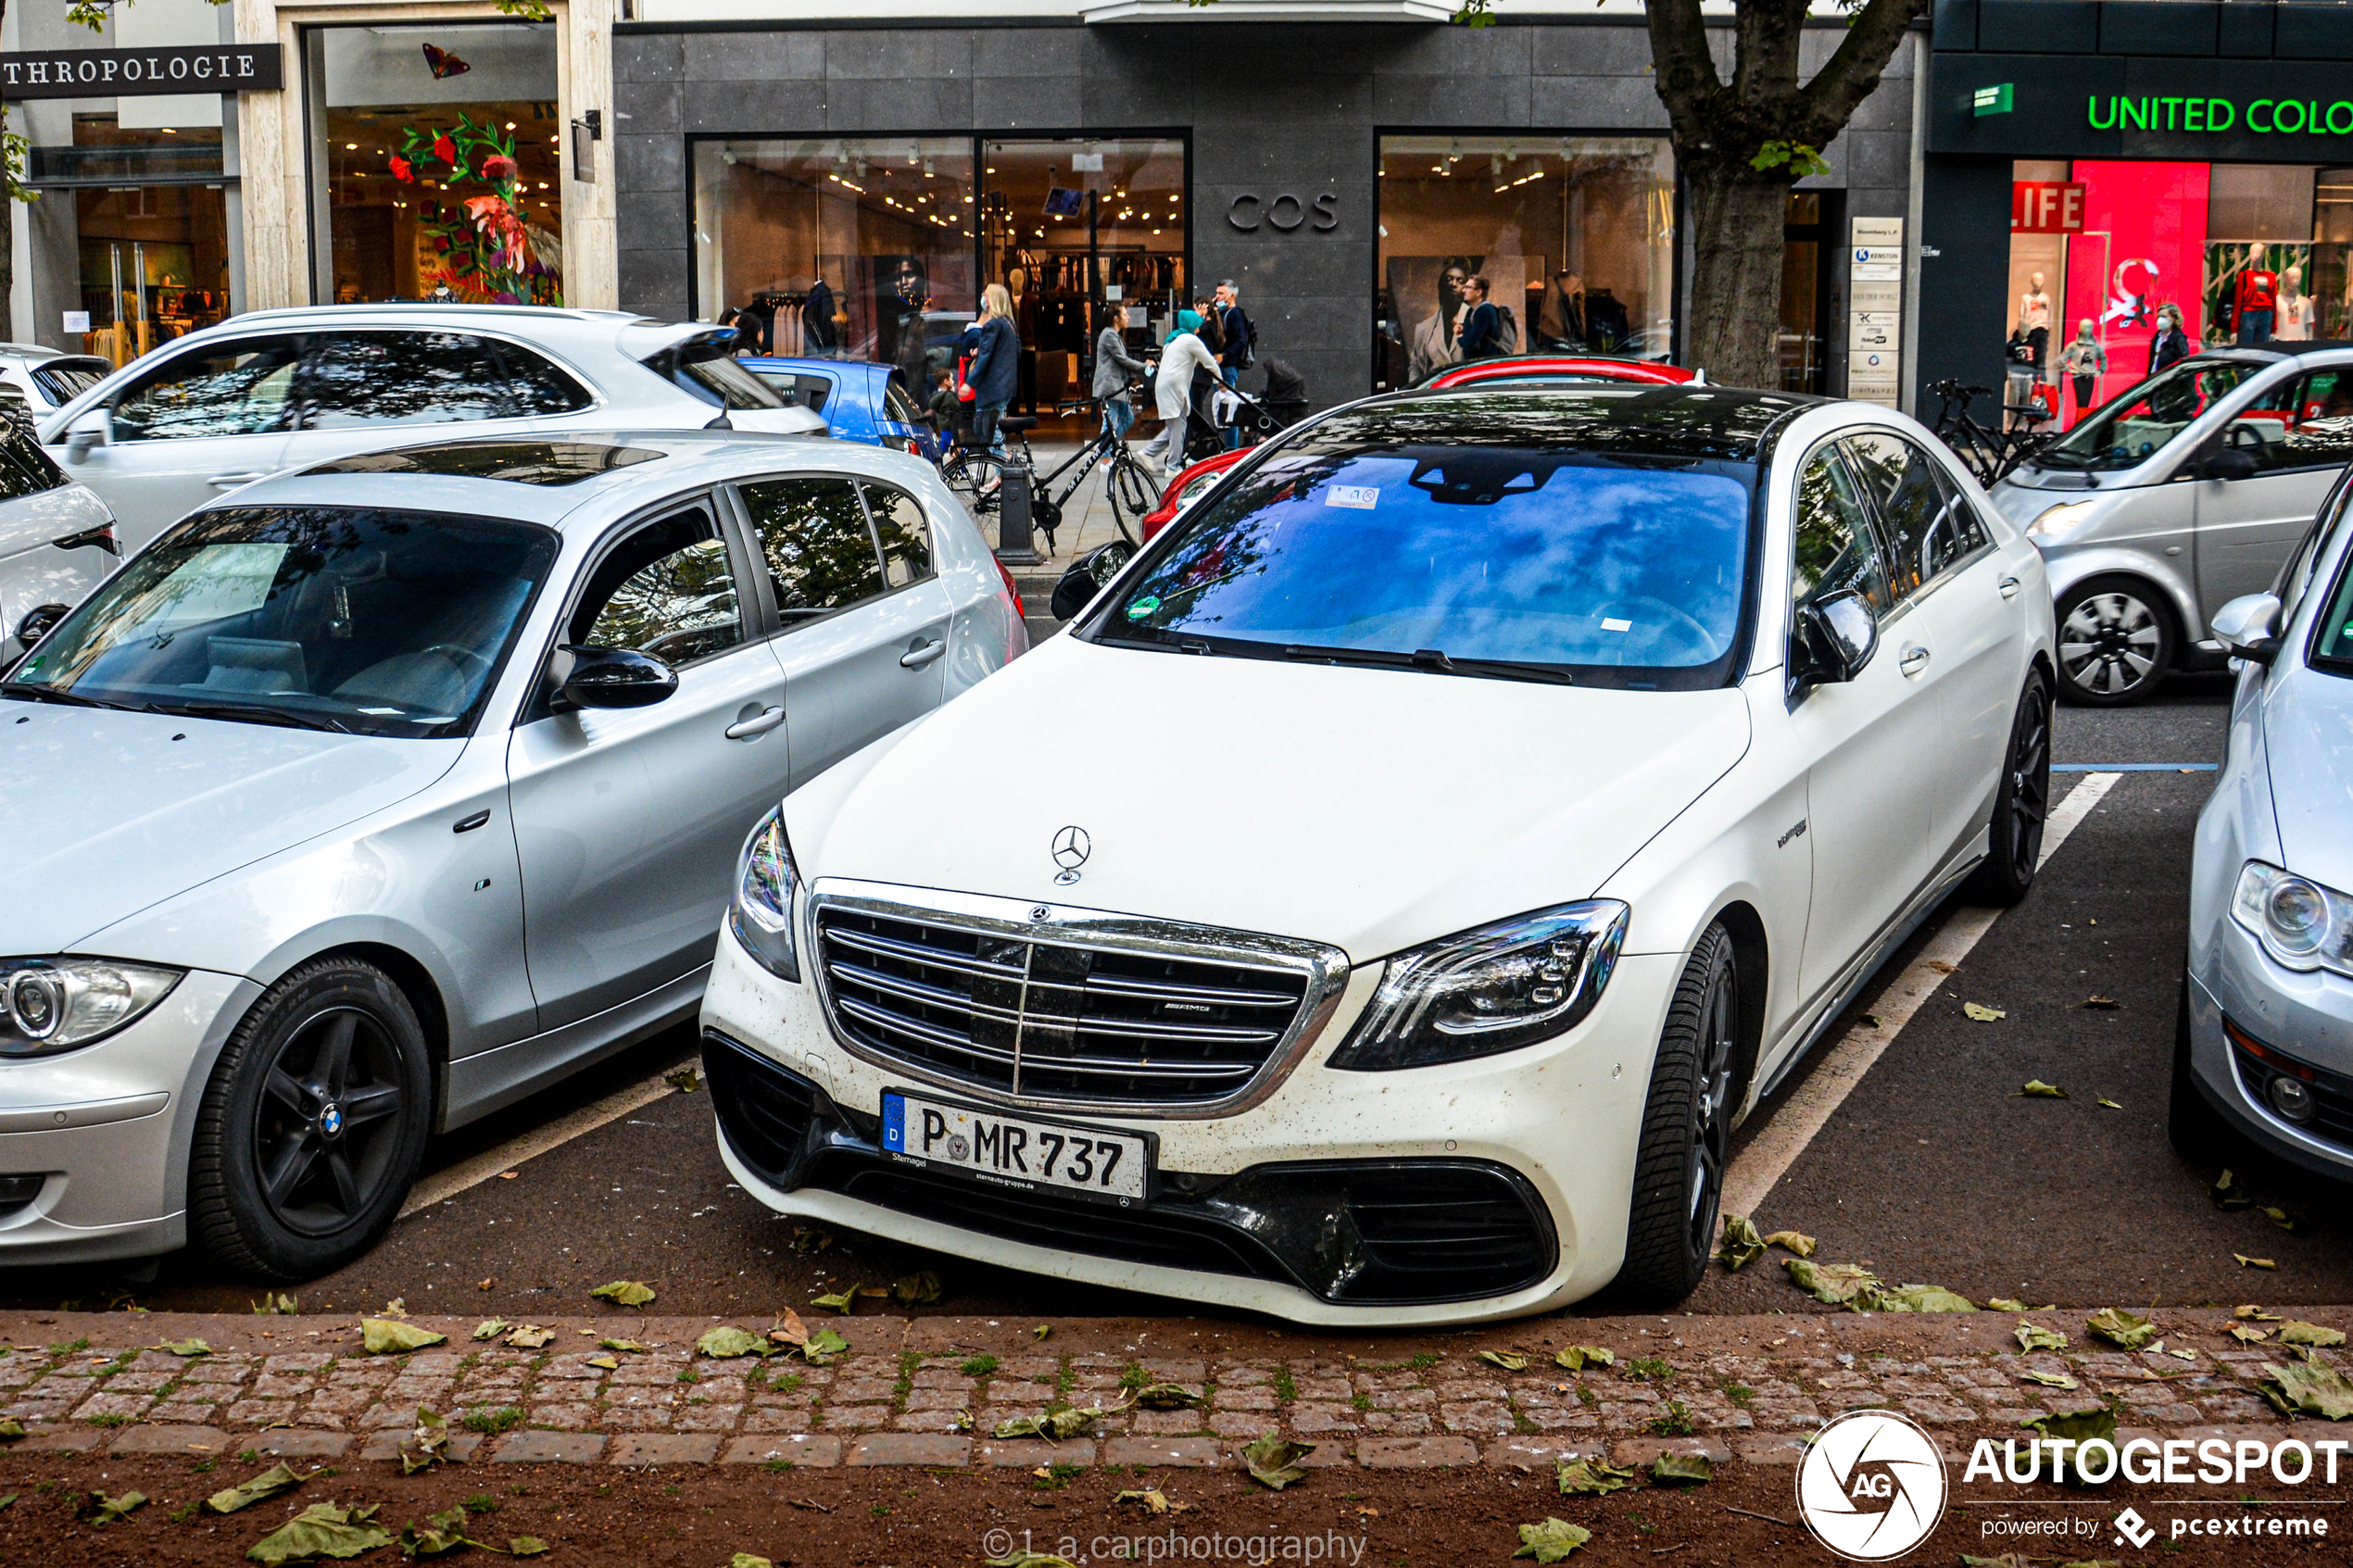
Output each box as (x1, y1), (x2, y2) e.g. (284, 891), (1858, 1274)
(1796, 1410), (1951, 1562)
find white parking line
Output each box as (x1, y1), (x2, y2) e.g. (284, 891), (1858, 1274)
(396, 1058), (702, 1220)
(1719, 771), (2121, 1223)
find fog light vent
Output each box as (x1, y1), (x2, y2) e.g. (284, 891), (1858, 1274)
(2267, 1073), (2317, 1124)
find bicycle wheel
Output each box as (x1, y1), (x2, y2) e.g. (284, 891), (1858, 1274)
(947, 452), (1008, 515)
(1936, 423), (2000, 485)
(1106, 454), (1157, 545)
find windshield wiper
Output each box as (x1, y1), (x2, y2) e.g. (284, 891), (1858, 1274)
(1281, 644), (1578, 685)
(0, 680), (158, 712)
(149, 698), (357, 734)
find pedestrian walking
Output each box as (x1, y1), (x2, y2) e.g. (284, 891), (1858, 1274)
(1094, 313), (1150, 447)
(962, 284), (1021, 453)
(1215, 281), (1254, 448)
(1457, 274), (1505, 361)
(2148, 304), (2191, 376)
(2057, 319), (2107, 420)
(1147, 310), (1220, 473)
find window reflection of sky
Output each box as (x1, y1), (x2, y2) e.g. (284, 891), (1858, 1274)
(1120, 451), (1750, 671)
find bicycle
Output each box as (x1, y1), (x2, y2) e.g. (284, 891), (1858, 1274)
(942, 397), (1160, 549)
(1928, 379), (2052, 484)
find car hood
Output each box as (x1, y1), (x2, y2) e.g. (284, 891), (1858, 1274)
(788, 635), (1752, 961)
(0, 702), (462, 953)
(2264, 665), (2353, 895)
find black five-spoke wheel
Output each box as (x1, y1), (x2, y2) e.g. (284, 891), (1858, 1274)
(1964, 672), (2055, 908)
(191, 958), (432, 1278)
(1616, 922), (1744, 1306)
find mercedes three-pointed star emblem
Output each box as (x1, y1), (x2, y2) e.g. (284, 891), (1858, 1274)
(1051, 824), (1090, 884)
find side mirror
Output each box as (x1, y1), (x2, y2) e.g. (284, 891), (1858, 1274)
(548, 644), (678, 711)
(1793, 590), (1880, 687)
(2210, 591), (2284, 666)
(15, 603), (69, 649)
(2199, 446), (2259, 482)
(1050, 539), (1135, 621)
(64, 406), (108, 462)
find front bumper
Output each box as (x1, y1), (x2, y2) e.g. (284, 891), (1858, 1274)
(699, 910), (1677, 1325)
(0, 968), (251, 1264)
(2187, 914), (2353, 1180)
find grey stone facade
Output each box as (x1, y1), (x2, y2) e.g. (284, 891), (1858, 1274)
(612, 19), (1917, 404)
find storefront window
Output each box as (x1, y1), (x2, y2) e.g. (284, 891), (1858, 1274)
(693, 137), (976, 387)
(1375, 135), (1676, 389)
(313, 22), (563, 305)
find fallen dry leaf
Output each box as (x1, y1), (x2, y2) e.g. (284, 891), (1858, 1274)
(2237, 1254), (2278, 1271)
(1966, 1003), (2007, 1022)
(2019, 1079), (2068, 1098)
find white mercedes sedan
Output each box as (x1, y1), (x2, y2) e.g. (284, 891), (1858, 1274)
(700, 386), (2057, 1323)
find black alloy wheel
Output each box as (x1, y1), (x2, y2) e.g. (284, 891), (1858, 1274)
(1613, 922), (1743, 1307)
(1963, 672), (2054, 906)
(191, 958), (432, 1278)
(2056, 575), (2176, 706)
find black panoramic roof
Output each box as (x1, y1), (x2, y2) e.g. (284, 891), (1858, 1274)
(305, 439), (668, 486)
(1318, 385), (1823, 464)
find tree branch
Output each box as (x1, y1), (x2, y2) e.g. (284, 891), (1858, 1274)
(1799, 0), (1928, 143)
(1643, 0), (1722, 132)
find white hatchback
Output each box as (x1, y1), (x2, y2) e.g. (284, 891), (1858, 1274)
(37, 306), (827, 551)
(700, 386), (2058, 1323)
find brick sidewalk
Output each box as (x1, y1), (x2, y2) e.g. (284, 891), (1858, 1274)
(2, 1306), (2343, 1473)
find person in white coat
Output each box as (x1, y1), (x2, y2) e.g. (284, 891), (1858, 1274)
(1146, 310), (1222, 474)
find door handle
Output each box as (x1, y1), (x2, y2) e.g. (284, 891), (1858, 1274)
(1898, 645), (1931, 676)
(724, 704), (785, 740)
(208, 471), (269, 489)
(1997, 574), (2021, 599)
(900, 637), (947, 669)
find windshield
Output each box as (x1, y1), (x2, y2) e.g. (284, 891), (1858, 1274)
(2034, 359), (2260, 471)
(6, 507), (558, 736)
(1094, 438), (1755, 689)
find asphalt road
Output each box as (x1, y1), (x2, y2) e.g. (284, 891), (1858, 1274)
(10, 669), (2347, 1323)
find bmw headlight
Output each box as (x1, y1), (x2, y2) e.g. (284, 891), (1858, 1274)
(2025, 501), (2101, 544)
(0, 957), (182, 1058)
(2232, 861), (2353, 978)
(729, 805), (801, 983)
(1327, 901), (1629, 1072)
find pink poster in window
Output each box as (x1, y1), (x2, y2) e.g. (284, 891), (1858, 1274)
(2066, 160), (2208, 408)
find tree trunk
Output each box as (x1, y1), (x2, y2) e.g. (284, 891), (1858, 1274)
(1681, 163), (1788, 390)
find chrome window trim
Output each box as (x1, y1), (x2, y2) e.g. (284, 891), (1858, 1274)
(805, 877), (1353, 1121)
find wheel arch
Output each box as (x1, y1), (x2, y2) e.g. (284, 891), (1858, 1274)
(1709, 898), (1770, 1116)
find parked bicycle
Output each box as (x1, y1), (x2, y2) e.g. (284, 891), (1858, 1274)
(941, 398), (1161, 549)
(1928, 378), (2054, 484)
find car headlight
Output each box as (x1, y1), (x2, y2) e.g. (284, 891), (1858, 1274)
(729, 805), (801, 983)
(1327, 901), (1629, 1072)
(2232, 861), (2353, 977)
(2025, 501), (2101, 544)
(0, 957), (182, 1058)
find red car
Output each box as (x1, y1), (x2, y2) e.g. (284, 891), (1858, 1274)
(1424, 356), (1697, 391)
(1140, 447), (1252, 540)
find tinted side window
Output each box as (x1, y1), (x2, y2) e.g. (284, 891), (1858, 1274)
(861, 482), (933, 587)
(2266, 369), (2353, 474)
(302, 332), (511, 429)
(1793, 445), (1894, 620)
(495, 342), (594, 415)
(112, 337), (303, 440)
(1842, 433), (1945, 600)
(736, 476), (885, 621)
(570, 507), (743, 668)
(0, 423), (64, 498)
(1924, 462), (1992, 580)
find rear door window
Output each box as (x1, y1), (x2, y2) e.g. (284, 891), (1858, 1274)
(859, 481), (933, 587)
(300, 332), (514, 428)
(734, 475), (886, 622)
(494, 341), (595, 415)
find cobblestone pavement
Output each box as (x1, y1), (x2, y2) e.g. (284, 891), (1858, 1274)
(3, 1307), (2343, 1472)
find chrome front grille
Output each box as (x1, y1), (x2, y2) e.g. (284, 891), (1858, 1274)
(811, 888), (1344, 1111)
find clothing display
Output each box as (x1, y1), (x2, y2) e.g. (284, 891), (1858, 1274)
(2236, 268), (2279, 344)
(2018, 288), (2051, 332)
(2277, 289), (2316, 341)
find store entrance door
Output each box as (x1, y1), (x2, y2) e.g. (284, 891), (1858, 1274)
(977, 138), (1187, 433)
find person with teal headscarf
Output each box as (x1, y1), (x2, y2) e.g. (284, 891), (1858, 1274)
(1149, 309), (1221, 472)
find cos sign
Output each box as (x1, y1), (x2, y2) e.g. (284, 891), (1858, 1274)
(1228, 192), (1338, 232)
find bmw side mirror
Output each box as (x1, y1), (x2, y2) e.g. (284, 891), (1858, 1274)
(1051, 539), (1135, 621)
(1793, 590), (1880, 687)
(15, 603), (69, 650)
(549, 644), (678, 712)
(64, 406), (108, 462)
(2211, 592), (2284, 666)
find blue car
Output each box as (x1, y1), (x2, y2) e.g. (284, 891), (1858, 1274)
(741, 357), (940, 463)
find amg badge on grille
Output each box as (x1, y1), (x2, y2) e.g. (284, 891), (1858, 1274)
(1051, 824), (1090, 885)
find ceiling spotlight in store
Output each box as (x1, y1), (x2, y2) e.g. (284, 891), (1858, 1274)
(346, 141), (359, 151)
(506, 121), (517, 131)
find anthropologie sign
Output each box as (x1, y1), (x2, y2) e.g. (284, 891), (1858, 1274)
(0, 44), (283, 100)
(2085, 94), (2353, 135)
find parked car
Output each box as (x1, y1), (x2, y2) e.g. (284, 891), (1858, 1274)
(35, 306), (829, 551)
(0, 417), (119, 661)
(1422, 356), (1700, 393)
(0, 343), (110, 421)
(742, 357), (941, 463)
(1987, 342), (2353, 706)
(0, 430), (1023, 1274)
(701, 384), (2056, 1323)
(2175, 462), (2353, 1180)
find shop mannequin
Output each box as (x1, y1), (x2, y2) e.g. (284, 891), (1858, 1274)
(2277, 263), (2316, 342)
(2236, 245), (2279, 345)
(2019, 271), (2052, 375)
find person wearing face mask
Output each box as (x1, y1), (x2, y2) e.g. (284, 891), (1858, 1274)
(2148, 305), (2191, 376)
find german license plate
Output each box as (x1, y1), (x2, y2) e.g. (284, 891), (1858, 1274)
(881, 1088), (1150, 1202)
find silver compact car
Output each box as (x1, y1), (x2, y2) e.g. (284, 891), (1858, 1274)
(36, 306), (828, 551)
(1990, 344), (2353, 707)
(2176, 464), (2353, 1180)
(0, 432), (1025, 1274)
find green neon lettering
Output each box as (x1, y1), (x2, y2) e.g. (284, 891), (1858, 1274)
(2160, 95), (2184, 129)
(2281, 99), (2308, 132)
(2089, 94), (2119, 130)
(2330, 101), (2353, 134)
(2209, 98), (2237, 132)
(2185, 98), (2205, 131)
(2120, 97), (2148, 130)
(2251, 99), (2275, 132)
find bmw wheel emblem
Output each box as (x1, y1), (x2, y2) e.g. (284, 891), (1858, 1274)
(1051, 824), (1090, 884)
(320, 1103), (345, 1137)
